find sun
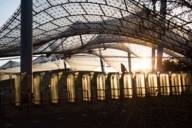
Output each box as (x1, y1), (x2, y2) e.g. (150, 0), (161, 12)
(132, 58), (152, 72)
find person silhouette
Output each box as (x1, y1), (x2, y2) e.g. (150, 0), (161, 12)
(121, 63), (127, 73)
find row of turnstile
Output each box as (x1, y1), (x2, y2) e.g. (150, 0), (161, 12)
(1, 71), (192, 106)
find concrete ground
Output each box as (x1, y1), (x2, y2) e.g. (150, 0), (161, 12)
(1, 96), (192, 128)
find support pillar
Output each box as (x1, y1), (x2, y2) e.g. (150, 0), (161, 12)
(128, 52), (132, 73)
(156, 0), (167, 72)
(152, 48), (156, 72)
(99, 49), (105, 73)
(20, 0), (33, 104)
(63, 60), (67, 69)
(157, 46), (163, 72)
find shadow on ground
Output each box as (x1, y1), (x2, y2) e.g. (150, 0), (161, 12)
(1, 96), (192, 128)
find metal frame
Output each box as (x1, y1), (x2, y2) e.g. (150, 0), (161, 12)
(0, 0), (192, 62)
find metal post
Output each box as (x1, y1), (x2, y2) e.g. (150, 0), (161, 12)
(99, 49), (105, 73)
(157, 46), (163, 72)
(152, 48), (156, 72)
(63, 59), (67, 69)
(157, 0), (167, 72)
(128, 52), (132, 73)
(21, 0), (33, 104)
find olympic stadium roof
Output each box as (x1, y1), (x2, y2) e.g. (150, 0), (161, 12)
(0, 0), (192, 63)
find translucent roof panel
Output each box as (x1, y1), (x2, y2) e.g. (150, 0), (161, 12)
(0, 0), (191, 61)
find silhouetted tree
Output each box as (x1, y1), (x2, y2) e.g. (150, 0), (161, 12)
(162, 59), (191, 71)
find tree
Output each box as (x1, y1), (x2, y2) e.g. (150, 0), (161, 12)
(162, 59), (191, 71)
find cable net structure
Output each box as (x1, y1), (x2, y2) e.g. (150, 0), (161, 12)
(0, 0), (192, 67)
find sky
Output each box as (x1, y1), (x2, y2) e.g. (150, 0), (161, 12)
(0, 0), (20, 66)
(0, 0), (20, 27)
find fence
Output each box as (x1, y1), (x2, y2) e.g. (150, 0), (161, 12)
(0, 70), (192, 107)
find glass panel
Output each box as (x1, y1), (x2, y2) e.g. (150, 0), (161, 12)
(101, 5), (122, 18)
(46, 5), (69, 19)
(50, 73), (59, 103)
(33, 12), (53, 24)
(82, 74), (91, 101)
(106, 0), (126, 10)
(38, 22), (58, 31)
(33, 29), (45, 36)
(88, 0), (106, 4)
(67, 74), (75, 102)
(135, 73), (145, 97)
(181, 73), (192, 94)
(52, 18), (72, 27)
(110, 74), (120, 99)
(148, 73), (158, 96)
(49, 0), (68, 5)
(14, 74), (21, 106)
(63, 3), (86, 15)
(171, 73), (182, 95)
(160, 73), (170, 96)
(33, 74), (41, 104)
(33, 0), (50, 12)
(97, 74), (106, 100)
(70, 0), (86, 2)
(81, 3), (104, 15)
(123, 73), (133, 98)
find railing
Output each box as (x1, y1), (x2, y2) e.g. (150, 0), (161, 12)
(0, 70), (192, 107)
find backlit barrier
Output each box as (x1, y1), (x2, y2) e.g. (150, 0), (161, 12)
(148, 73), (158, 96)
(160, 73), (170, 95)
(135, 73), (146, 97)
(0, 71), (192, 106)
(181, 73), (192, 93)
(97, 73), (106, 100)
(82, 74), (91, 101)
(67, 74), (75, 102)
(110, 73), (120, 99)
(123, 73), (133, 98)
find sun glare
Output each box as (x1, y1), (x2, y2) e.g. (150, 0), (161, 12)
(132, 58), (152, 72)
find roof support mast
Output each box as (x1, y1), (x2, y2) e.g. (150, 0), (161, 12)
(99, 49), (105, 73)
(128, 52), (132, 73)
(152, 0), (157, 72)
(20, 0), (33, 104)
(157, 0), (167, 72)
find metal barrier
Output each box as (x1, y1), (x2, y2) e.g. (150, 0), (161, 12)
(171, 73), (182, 95)
(123, 73), (133, 98)
(40, 72), (51, 104)
(1, 71), (192, 107)
(110, 73), (120, 99)
(0, 73), (21, 106)
(67, 74), (75, 102)
(82, 74), (91, 101)
(32, 73), (41, 105)
(135, 73), (146, 97)
(148, 73), (158, 96)
(13, 74), (21, 106)
(181, 73), (192, 94)
(96, 73), (106, 100)
(50, 73), (59, 104)
(160, 73), (170, 96)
